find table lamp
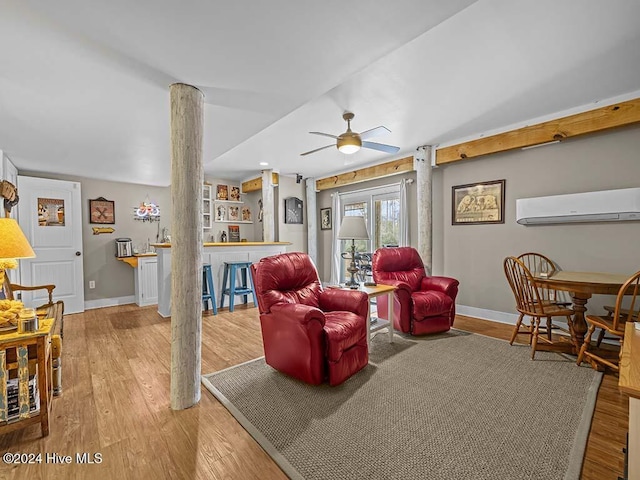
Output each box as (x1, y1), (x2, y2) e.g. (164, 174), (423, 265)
(337, 216), (369, 288)
(0, 218), (36, 289)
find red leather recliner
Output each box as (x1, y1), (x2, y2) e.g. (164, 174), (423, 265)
(251, 252), (369, 386)
(372, 247), (459, 335)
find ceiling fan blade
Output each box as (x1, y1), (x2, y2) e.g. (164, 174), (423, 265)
(309, 131), (339, 139)
(362, 141), (400, 154)
(300, 144), (334, 156)
(359, 126), (391, 140)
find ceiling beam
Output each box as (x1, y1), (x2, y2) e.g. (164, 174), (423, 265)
(315, 156), (414, 191)
(436, 97), (640, 165)
(241, 173), (279, 193)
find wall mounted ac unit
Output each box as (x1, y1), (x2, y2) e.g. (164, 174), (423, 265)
(516, 187), (640, 225)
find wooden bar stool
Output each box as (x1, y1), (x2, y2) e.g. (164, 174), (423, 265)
(202, 264), (217, 314)
(220, 261), (256, 312)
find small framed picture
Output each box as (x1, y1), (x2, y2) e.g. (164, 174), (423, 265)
(216, 184), (228, 200)
(452, 179), (505, 225)
(229, 186), (241, 202)
(241, 206), (252, 222)
(215, 204), (226, 222)
(320, 208), (332, 230)
(228, 206), (239, 221)
(89, 197), (115, 224)
(284, 197), (303, 224)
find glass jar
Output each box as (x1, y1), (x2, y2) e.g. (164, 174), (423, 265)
(18, 307), (38, 333)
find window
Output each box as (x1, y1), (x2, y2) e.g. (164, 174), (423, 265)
(339, 185), (402, 283)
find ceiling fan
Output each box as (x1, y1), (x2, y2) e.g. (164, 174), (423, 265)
(301, 112), (400, 156)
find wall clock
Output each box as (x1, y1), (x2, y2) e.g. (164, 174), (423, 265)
(284, 197), (303, 224)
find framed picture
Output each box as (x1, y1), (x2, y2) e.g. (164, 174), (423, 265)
(228, 224), (240, 242)
(320, 207), (332, 230)
(38, 197), (66, 226)
(241, 206), (252, 222)
(229, 186), (241, 202)
(89, 197), (115, 224)
(284, 197), (303, 224)
(215, 204), (226, 222)
(452, 179), (505, 225)
(228, 206), (239, 221)
(216, 184), (228, 200)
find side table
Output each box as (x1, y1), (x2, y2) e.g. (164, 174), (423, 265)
(332, 284), (396, 350)
(0, 318), (55, 437)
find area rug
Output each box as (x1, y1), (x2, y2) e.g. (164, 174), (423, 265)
(202, 331), (602, 480)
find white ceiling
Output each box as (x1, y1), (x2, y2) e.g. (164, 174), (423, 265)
(1, 0), (639, 186)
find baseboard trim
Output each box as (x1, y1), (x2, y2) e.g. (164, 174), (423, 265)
(85, 295), (135, 310)
(456, 305), (519, 325)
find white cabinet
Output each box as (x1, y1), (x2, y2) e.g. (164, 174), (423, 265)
(203, 184), (212, 230)
(135, 256), (158, 306)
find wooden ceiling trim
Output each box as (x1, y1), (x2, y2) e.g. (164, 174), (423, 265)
(436, 97), (640, 165)
(315, 156), (414, 191)
(241, 173), (279, 193)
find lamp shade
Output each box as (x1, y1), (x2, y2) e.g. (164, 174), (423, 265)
(337, 216), (369, 240)
(0, 218), (36, 259)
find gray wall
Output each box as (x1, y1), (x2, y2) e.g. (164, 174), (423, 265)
(316, 124), (639, 320)
(277, 175), (307, 253)
(437, 125), (640, 318)
(19, 171), (171, 302)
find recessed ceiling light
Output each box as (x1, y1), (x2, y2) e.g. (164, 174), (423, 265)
(259, 162), (269, 166)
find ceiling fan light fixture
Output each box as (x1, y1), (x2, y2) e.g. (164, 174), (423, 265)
(337, 135), (362, 154)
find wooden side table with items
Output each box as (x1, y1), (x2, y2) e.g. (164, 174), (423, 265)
(620, 321), (640, 480)
(0, 318), (55, 437)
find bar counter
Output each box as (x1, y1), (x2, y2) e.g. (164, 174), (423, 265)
(151, 242), (291, 317)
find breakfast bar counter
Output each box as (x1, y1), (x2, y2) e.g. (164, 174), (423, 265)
(152, 242), (291, 317)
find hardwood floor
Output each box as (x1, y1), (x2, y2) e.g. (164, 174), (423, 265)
(0, 306), (628, 479)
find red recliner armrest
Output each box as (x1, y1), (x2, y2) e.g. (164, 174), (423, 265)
(269, 303), (326, 327)
(421, 276), (459, 299)
(377, 278), (412, 294)
(318, 289), (368, 318)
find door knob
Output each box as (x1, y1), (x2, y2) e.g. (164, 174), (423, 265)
(75, 251), (82, 256)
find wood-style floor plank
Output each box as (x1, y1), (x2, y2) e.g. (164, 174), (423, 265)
(0, 308), (627, 479)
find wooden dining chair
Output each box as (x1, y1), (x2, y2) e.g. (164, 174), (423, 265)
(503, 256), (575, 359)
(577, 270), (640, 372)
(516, 252), (571, 307)
(595, 303), (640, 347)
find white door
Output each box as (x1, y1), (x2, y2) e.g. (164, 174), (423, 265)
(17, 176), (85, 313)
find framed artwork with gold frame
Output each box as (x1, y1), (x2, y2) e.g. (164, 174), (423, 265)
(451, 179), (505, 225)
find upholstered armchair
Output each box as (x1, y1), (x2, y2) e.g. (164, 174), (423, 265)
(250, 252), (369, 386)
(372, 247), (459, 335)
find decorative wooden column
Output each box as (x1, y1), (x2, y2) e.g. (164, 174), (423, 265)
(416, 146), (433, 275)
(261, 169), (275, 242)
(169, 83), (204, 410)
(305, 177), (317, 265)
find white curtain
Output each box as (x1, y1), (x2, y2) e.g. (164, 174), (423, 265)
(399, 178), (409, 246)
(329, 192), (341, 285)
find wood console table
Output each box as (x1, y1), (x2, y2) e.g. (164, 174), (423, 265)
(620, 321), (640, 480)
(0, 318), (54, 437)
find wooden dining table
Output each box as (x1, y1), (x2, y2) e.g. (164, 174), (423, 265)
(533, 271), (631, 351)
